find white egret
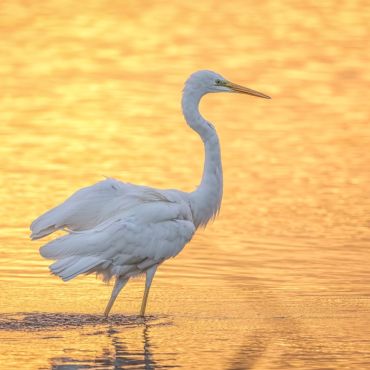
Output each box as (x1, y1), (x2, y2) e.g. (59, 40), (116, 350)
(30, 70), (270, 316)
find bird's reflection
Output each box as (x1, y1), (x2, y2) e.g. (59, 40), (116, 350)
(49, 316), (168, 370)
(105, 319), (155, 369)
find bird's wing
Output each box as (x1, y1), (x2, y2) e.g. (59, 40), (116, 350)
(39, 200), (195, 282)
(30, 178), (161, 239)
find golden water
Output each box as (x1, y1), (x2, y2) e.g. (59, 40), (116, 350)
(0, 1), (369, 369)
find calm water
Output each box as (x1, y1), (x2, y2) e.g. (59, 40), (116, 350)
(1, 1), (370, 369)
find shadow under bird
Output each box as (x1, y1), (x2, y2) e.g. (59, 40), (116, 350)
(30, 70), (270, 316)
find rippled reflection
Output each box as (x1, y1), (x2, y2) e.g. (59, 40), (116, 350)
(49, 320), (161, 370)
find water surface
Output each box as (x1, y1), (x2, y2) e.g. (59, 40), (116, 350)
(0, 1), (369, 369)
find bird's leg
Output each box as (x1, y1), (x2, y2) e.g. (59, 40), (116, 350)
(104, 276), (128, 317)
(140, 265), (157, 316)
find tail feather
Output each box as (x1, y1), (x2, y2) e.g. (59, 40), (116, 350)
(39, 232), (96, 259)
(50, 256), (76, 274)
(50, 256), (102, 281)
(38, 224), (110, 282)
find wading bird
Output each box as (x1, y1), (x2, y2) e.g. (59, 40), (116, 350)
(30, 70), (270, 317)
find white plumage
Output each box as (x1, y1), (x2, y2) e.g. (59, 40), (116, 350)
(30, 70), (270, 316)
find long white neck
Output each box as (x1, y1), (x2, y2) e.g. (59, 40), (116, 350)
(182, 87), (223, 229)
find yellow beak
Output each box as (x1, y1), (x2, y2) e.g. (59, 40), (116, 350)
(226, 81), (271, 99)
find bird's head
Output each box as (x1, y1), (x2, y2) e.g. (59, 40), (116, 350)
(185, 70), (270, 99)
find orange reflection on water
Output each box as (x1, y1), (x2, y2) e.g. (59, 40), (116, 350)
(0, 1), (370, 369)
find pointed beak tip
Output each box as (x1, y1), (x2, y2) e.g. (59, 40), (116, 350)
(227, 82), (271, 100)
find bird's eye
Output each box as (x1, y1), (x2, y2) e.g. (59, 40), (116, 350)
(215, 79), (222, 85)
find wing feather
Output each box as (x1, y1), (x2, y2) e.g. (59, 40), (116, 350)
(30, 178), (172, 239)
